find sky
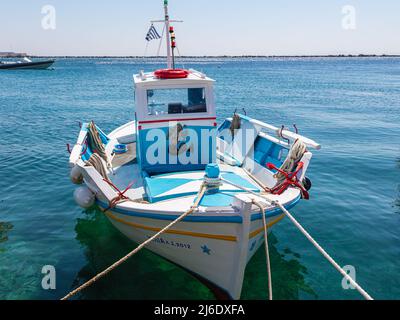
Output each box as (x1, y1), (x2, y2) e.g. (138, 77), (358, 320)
(1, 0), (399, 56)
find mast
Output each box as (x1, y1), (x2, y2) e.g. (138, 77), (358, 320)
(151, 1), (182, 69)
(164, 0), (172, 69)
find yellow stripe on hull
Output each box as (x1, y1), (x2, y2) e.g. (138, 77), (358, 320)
(249, 214), (285, 239)
(105, 211), (237, 242)
(105, 211), (285, 243)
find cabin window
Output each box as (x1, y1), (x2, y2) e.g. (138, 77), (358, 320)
(147, 88), (207, 115)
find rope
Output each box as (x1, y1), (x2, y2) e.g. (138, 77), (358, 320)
(175, 45), (185, 70)
(143, 41), (150, 57)
(276, 139), (306, 185)
(87, 121), (108, 163)
(61, 183), (207, 300)
(220, 176), (374, 300)
(243, 168), (270, 192)
(101, 179), (135, 212)
(252, 200), (273, 300)
(272, 201), (373, 300)
(157, 24), (166, 57)
(85, 153), (109, 181)
(221, 177), (265, 199)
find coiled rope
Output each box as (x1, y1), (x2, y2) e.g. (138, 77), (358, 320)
(61, 183), (207, 300)
(252, 200), (273, 300)
(275, 138), (307, 185)
(87, 121), (108, 162)
(85, 153), (109, 181)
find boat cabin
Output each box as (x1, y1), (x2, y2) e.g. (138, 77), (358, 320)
(134, 69), (217, 176)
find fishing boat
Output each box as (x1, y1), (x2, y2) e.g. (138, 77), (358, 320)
(0, 57), (55, 70)
(68, 0), (320, 299)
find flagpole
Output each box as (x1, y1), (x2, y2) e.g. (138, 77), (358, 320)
(164, 0), (172, 69)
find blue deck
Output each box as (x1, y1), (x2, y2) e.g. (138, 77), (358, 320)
(144, 170), (260, 206)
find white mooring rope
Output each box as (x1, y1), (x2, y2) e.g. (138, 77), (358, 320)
(61, 183), (207, 300)
(220, 177), (374, 300)
(252, 200), (273, 300)
(273, 201), (373, 300)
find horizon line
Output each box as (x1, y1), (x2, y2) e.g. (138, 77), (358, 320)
(2, 54), (400, 59)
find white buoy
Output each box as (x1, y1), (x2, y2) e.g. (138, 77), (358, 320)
(70, 166), (83, 185)
(74, 186), (95, 209)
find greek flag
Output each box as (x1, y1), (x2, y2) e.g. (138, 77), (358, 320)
(145, 24), (161, 41)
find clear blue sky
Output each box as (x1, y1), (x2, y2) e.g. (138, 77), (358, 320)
(1, 0), (399, 56)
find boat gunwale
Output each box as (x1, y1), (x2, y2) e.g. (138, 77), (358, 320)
(96, 193), (301, 223)
(0, 59), (55, 69)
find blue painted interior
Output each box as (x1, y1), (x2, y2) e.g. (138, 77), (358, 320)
(217, 117), (287, 172)
(144, 170), (260, 203)
(199, 191), (239, 207)
(80, 122), (110, 161)
(253, 136), (285, 170)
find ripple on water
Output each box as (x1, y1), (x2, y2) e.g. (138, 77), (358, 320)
(1, 57), (400, 299)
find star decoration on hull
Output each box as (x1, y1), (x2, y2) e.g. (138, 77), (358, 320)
(201, 245), (211, 255)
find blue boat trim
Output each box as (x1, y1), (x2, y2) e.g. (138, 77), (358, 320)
(97, 199), (243, 223)
(96, 193), (301, 223)
(250, 194), (301, 221)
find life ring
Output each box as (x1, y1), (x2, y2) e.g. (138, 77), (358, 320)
(154, 69), (189, 79)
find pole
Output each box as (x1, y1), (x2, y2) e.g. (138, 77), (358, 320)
(253, 201), (273, 300)
(170, 26), (176, 69)
(164, 0), (172, 69)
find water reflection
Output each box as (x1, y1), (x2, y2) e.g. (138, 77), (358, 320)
(0, 221), (13, 253)
(70, 207), (214, 299)
(396, 158), (400, 212)
(69, 207), (316, 299)
(241, 233), (317, 300)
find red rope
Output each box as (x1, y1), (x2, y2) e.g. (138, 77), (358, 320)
(266, 162), (309, 199)
(102, 179), (135, 212)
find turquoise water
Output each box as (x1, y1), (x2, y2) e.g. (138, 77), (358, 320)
(0, 57), (399, 300)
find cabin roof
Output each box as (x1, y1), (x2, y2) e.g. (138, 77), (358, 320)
(134, 69), (215, 88)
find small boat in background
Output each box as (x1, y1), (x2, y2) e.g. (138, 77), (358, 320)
(0, 57), (55, 70)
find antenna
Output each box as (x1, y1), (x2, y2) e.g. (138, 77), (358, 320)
(164, 0), (172, 69)
(151, 0), (183, 69)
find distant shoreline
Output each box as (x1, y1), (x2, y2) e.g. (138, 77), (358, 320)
(2, 54), (400, 59)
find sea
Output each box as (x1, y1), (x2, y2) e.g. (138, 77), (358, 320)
(0, 57), (399, 300)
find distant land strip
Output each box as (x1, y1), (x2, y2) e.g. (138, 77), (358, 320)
(2, 54), (400, 59)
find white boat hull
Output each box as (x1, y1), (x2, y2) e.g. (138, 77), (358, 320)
(68, 116), (315, 299)
(99, 198), (296, 299)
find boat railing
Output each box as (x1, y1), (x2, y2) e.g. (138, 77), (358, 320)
(250, 118), (321, 150)
(226, 116), (321, 150)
